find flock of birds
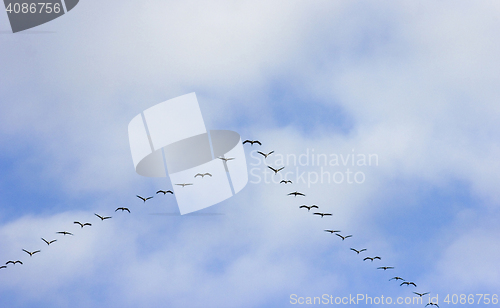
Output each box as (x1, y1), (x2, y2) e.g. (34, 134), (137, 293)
(1, 138), (438, 307)
(243, 139), (439, 308)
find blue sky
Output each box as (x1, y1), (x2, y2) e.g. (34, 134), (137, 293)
(1, 1), (500, 307)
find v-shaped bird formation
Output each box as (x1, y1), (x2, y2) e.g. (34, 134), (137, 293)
(1, 138), (434, 307)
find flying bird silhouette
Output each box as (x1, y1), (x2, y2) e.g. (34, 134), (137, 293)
(425, 303), (439, 308)
(57, 231), (73, 236)
(5, 260), (22, 265)
(324, 229), (341, 233)
(401, 282), (417, 287)
(268, 166), (284, 174)
(257, 151), (274, 158)
(156, 190), (173, 195)
(175, 183), (193, 187)
(288, 191), (305, 197)
(137, 195), (153, 202)
(299, 205), (318, 211)
(94, 213), (112, 221)
(280, 180), (292, 184)
(22, 249), (40, 257)
(413, 292), (430, 297)
(41, 238), (57, 245)
(0, 266), (6, 269)
(115, 207), (131, 213)
(194, 173), (212, 178)
(389, 277), (404, 281)
(377, 266), (394, 270)
(335, 233), (352, 240)
(363, 256), (381, 262)
(313, 212), (332, 218)
(350, 248), (367, 254)
(74, 221), (92, 228)
(218, 157), (235, 162)
(243, 140), (261, 146)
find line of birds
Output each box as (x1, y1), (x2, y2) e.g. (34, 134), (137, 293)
(243, 139), (437, 307)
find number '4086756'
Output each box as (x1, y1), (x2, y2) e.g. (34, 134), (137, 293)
(5, 3), (61, 14)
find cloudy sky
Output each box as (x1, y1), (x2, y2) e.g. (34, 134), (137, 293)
(1, 1), (500, 307)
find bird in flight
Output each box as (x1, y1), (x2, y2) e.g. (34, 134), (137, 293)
(137, 195), (153, 202)
(156, 190), (173, 195)
(194, 173), (212, 178)
(5, 260), (22, 265)
(314, 212), (332, 218)
(175, 183), (193, 187)
(288, 191), (305, 197)
(280, 180), (292, 184)
(413, 292), (430, 297)
(243, 140), (261, 146)
(350, 248), (367, 254)
(377, 266), (394, 270)
(41, 238), (57, 245)
(95, 213), (112, 221)
(218, 157), (235, 162)
(57, 231), (73, 236)
(324, 229), (341, 234)
(389, 277), (404, 281)
(0, 266), (6, 269)
(257, 151), (274, 159)
(115, 207), (131, 213)
(335, 233), (352, 240)
(74, 221), (92, 228)
(425, 303), (439, 308)
(363, 256), (381, 262)
(401, 281), (417, 287)
(268, 166), (284, 174)
(22, 249), (40, 257)
(299, 205), (318, 211)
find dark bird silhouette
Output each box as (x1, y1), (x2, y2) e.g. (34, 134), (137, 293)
(22, 249), (40, 257)
(268, 166), (284, 174)
(313, 212), (332, 218)
(389, 277), (404, 281)
(350, 248), (367, 254)
(401, 282), (417, 287)
(156, 190), (173, 195)
(218, 157), (235, 162)
(41, 238), (57, 245)
(299, 205), (318, 211)
(335, 233), (352, 240)
(115, 207), (131, 213)
(137, 195), (153, 202)
(74, 221), (92, 228)
(280, 180), (292, 184)
(194, 173), (212, 178)
(57, 231), (73, 236)
(257, 151), (274, 158)
(6, 260), (22, 265)
(0, 266), (6, 269)
(175, 183), (193, 187)
(243, 140), (261, 146)
(94, 213), (112, 221)
(363, 256), (381, 262)
(425, 303), (439, 308)
(377, 266), (394, 270)
(324, 229), (341, 233)
(288, 191), (305, 197)
(413, 292), (430, 297)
